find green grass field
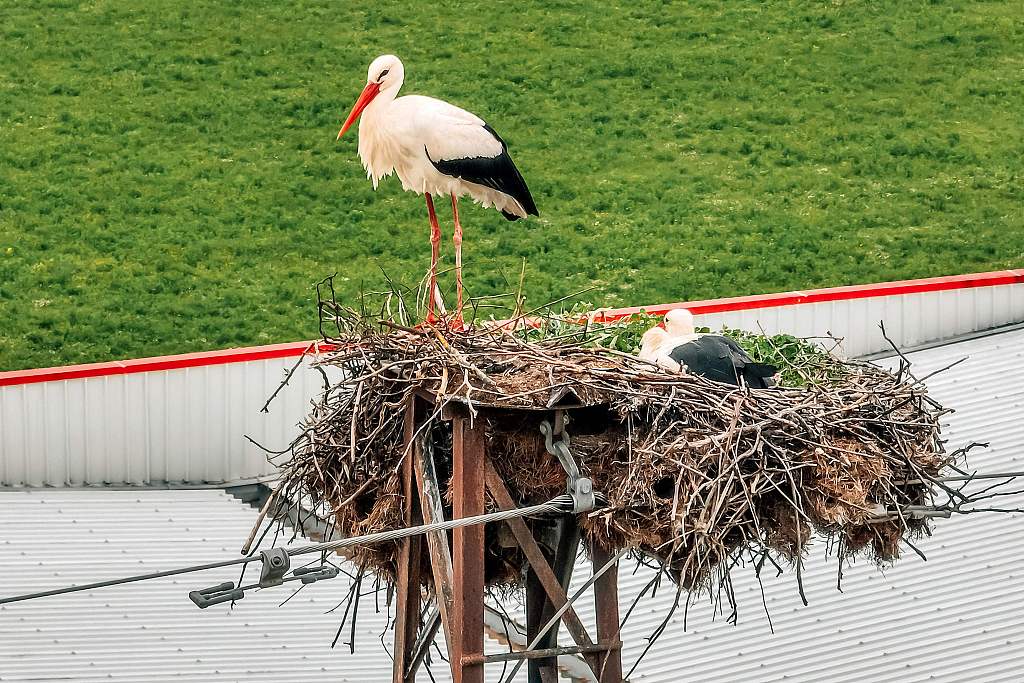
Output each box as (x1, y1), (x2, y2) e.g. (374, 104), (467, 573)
(1, 1), (1021, 370)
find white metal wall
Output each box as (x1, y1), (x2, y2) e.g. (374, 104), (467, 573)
(2, 281), (1023, 488)
(0, 357), (328, 487)
(694, 282), (1024, 358)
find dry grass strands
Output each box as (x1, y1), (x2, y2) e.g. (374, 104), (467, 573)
(269, 303), (964, 597)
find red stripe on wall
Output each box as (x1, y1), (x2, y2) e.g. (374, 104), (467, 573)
(0, 341), (331, 387)
(2, 269), (1022, 386)
(591, 269), (1024, 321)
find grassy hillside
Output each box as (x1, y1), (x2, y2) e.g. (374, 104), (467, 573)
(1, 0), (1021, 370)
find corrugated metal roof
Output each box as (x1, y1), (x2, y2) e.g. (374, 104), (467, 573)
(0, 490), (567, 683)
(561, 325), (1024, 682)
(3, 327), (1023, 682)
(0, 489), (399, 682)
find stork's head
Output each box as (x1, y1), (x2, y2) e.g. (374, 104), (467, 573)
(664, 308), (696, 338)
(337, 55), (405, 140)
(639, 325), (670, 361)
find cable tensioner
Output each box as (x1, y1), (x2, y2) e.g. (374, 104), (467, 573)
(188, 548), (338, 609)
(540, 412), (596, 514)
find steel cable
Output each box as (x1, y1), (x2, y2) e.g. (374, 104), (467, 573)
(0, 494), (580, 606)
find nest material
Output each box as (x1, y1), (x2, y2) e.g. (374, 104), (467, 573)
(272, 316), (953, 592)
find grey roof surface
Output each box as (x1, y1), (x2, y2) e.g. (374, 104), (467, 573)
(2, 327), (1023, 682)
(0, 489), (399, 682)
(579, 326), (1024, 683)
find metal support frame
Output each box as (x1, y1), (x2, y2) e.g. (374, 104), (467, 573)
(392, 395), (624, 683)
(591, 544), (624, 683)
(393, 402), (424, 683)
(413, 428), (456, 662)
(452, 411), (487, 683)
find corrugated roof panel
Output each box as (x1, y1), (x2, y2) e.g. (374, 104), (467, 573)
(2, 328), (1023, 682)
(559, 326), (1024, 682)
(0, 490), (398, 682)
(0, 490), (544, 683)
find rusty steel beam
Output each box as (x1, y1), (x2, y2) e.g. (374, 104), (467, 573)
(591, 544), (624, 683)
(393, 400), (423, 683)
(451, 416), (486, 683)
(483, 460), (596, 652)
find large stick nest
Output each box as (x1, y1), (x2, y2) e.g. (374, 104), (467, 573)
(271, 307), (956, 594)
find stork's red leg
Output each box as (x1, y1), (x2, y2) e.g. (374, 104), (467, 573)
(425, 194), (441, 324)
(451, 194), (464, 327)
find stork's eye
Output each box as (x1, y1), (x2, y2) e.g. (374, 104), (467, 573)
(378, 69), (390, 81)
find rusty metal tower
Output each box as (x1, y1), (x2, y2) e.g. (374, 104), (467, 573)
(392, 391), (624, 683)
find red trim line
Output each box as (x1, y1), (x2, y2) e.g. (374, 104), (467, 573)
(0, 341), (333, 387)
(2, 269), (1022, 386)
(592, 269), (1024, 321)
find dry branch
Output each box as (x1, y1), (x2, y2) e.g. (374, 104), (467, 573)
(264, 293), (978, 598)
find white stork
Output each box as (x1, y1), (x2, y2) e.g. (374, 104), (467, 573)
(336, 54), (538, 325)
(639, 309), (779, 388)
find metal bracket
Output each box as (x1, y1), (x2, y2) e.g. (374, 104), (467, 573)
(569, 478), (595, 514)
(292, 565), (340, 584)
(258, 547), (291, 588)
(189, 581), (244, 609)
(540, 414), (596, 514)
(189, 561), (338, 609)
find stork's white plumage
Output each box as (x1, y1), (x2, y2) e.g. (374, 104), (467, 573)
(638, 309), (698, 371)
(638, 326), (684, 372)
(337, 55), (538, 325)
(664, 308), (698, 342)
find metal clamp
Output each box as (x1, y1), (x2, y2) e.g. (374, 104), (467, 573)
(540, 414), (596, 514)
(189, 581), (244, 609)
(258, 547), (291, 588)
(189, 556), (338, 609)
(293, 565), (340, 584)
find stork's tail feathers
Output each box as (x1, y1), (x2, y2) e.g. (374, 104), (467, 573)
(501, 200), (539, 222)
(747, 363), (778, 378)
(744, 363), (779, 389)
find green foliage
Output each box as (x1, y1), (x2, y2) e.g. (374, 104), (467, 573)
(717, 327), (839, 387)
(2, 1), (1022, 369)
(516, 304), (833, 387)
(515, 304), (664, 352)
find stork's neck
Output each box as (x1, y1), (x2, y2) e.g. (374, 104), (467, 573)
(362, 81), (401, 124)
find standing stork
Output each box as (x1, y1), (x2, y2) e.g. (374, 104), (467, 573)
(336, 54), (538, 325)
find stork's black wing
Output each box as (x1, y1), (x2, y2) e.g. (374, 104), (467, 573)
(669, 336), (778, 388)
(668, 338), (741, 385)
(715, 336), (778, 388)
(426, 124), (538, 221)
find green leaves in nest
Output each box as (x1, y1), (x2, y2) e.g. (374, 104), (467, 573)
(517, 303), (838, 388)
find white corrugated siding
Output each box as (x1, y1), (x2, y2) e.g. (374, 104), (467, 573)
(0, 357), (331, 487)
(2, 328), (1023, 682)
(2, 283), (1023, 488)
(0, 489), (396, 682)
(0, 490), (569, 682)
(694, 282), (1024, 358)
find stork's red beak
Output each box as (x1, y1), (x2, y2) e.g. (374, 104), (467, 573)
(337, 82), (381, 139)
